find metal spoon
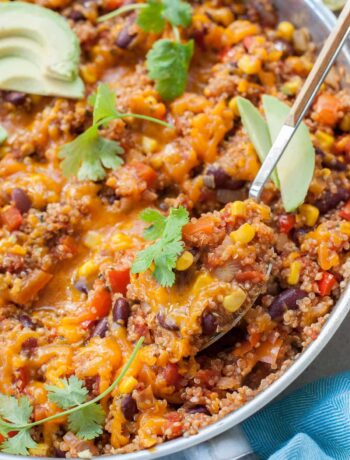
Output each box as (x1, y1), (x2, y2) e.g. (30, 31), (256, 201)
(249, 0), (350, 201)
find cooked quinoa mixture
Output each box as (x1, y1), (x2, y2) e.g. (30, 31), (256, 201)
(1, 0), (350, 457)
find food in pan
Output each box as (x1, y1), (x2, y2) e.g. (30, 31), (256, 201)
(0, 0), (349, 456)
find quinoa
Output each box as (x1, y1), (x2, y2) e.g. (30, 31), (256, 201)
(0, 0), (350, 457)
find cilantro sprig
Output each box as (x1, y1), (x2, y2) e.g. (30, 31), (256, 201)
(0, 337), (144, 455)
(99, 0), (194, 101)
(131, 207), (189, 287)
(59, 83), (171, 181)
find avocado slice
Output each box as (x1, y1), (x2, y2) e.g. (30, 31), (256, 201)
(0, 2), (85, 99)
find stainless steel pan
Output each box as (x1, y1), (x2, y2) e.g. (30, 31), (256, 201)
(3, 1), (350, 458)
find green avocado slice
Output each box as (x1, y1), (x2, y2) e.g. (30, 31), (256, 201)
(0, 1), (85, 99)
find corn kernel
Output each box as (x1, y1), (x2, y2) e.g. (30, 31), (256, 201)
(340, 114), (350, 132)
(230, 223), (256, 244)
(78, 260), (98, 278)
(228, 97), (240, 117)
(111, 232), (133, 250)
(230, 200), (246, 217)
(237, 79), (249, 93)
(142, 136), (158, 154)
(340, 222), (350, 235)
(29, 444), (49, 457)
(288, 260), (302, 285)
(176, 251), (194, 271)
(192, 273), (214, 293)
(298, 204), (319, 227)
(83, 231), (103, 250)
(318, 244), (339, 271)
(238, 55), (262, 75)
(315, 130), (335, 151)
(277, 21), (295, 41)
(119, 376), (138, 394)
(80, 64), (98, 84)
(223, 288), (247, 313)
(10, 244), (26, 255)
(281, 76), (302, 96)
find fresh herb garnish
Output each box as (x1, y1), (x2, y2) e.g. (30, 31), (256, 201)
(0, 125), (7, 145)
(237, 95), (315, 212)
(59, 83), (171, 181)
(98, 0), (194, 101)
(131, 207), (189, 287)
(0, 337), (144, 455)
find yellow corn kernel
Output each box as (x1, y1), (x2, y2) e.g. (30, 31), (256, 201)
(298, 204), (319, 227)
(142, 136), (158, 154)
(258, 70), (275, 86)
(29, 444), (49, 457)
(223, 288), (247, 313)
(287, 260), (302, 285)
(118, 376), (138, 394)
(277, 21), (295, 41)
(83, 231), (103, 249)
(78, 260), (98, 278)
(192, 273), (214, 293)
(80, 64), (98, 84)
(318, 244), (339, 271)
(238, 55), (262, 75)
(228, 97), (240, 117)
(230, 223), (256, 244)
(340, 114), (350, 132)
(237, 79), (249, 93)
(10, 244), (26, 255)
(281, 76), (302, 96)
(267, 49), (283, 62)
(340, 222), (350, 235)
(176, 251), (194, 271)
(230, 200), (246, 217)
(315, 130), (335, 151)
(111, 232), (133, 250)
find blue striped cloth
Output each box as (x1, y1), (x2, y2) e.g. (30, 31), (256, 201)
(242, 371), (350, 459)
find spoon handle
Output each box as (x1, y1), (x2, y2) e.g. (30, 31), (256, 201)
(249, 0), (350, 201)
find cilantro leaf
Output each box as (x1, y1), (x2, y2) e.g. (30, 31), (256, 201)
(132, 206), (189, 286)
(163, 0), (192, 27)
(46, 376), (89, 409)
(146, 39), (194, 100)
(0, 125), (7, 145)
(1, 430), (37, 456)
(59, 126), (124, 181)
(137, 0), (165, 33)
(0, 395), (32, 425)
(91, 83), (118, 125)
(140, 208), (166, 240)
(68, 404), (105, 440)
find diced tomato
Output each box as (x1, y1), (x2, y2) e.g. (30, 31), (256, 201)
(164, 363), (181, 387)
(334, 135), (350, 155)
(278, 214), (296, 234)
(183, 216), (215, 239)
(104, 0), (123, 10)
(236, 270), (265, 283)
(165, 412), (183, 438)
(132, 162), (157, 187)
(243, 36), (254, 51)
(58, 236), (78, 256)
(16, 367), (30, 392)
(108, 268), (130, 295)
(313, 94), (341, 127)
(318, 272), (337, 296)
(339, 200), (350, 221)
(89, 284), (112, 320)
(1, 206), (22, 231)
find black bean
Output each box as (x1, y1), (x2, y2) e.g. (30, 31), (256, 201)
(92, 317), (109, 338)
(52, 448), (66, 458)
(11, 188), (32, 214)
(187, 405), (211, 415)
(269, 288), (307, 320)
(314, 188), (350, 215)
(121, 395), (138, 421)
(4, 92), (27, 105)
(74, 278), (89, 294)
(317, 147), (347, 172)
(115, 27), (136, 49)
(201, 312), (217, 336)
(206, 166), (245, 190)
(68, 10), (86, 21)
(157, 313), (179, 331)
(18, 314), (37, 330)
(84, 375), (100, 396)
(113, 297), (130, 325)
(21, 337), (38, 351)
(247, 0), (278, 28)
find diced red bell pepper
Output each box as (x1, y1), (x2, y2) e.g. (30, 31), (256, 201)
(1, 206), (22, 231)
(339, 200), (350, 221)
(313, 94), (341, 127)
(278, 214), (296, 234)
(132, 162), (157, 187)
(318, 272), (337, 297)
(108, 268), (130, 295)
(164, 363), (181, 387)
